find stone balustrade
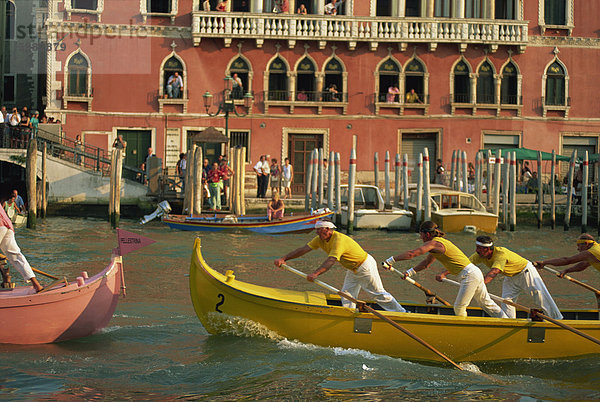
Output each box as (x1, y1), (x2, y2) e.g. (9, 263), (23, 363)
(192, 12), (528, 52)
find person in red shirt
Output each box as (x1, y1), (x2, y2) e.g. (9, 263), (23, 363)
(207, 162), (223, 211)
(219, 159), (235, 207)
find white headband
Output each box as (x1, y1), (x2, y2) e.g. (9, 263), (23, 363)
(315, 220), (336, 229)
(475, 240), (493, 247)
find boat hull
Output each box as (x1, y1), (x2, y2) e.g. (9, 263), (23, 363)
(0, 257), (123, 344)
(340, 208), (412, 230)
(432, 210), (498, 233)
(163, 211), (333, 234)
(190, 238), (600, 363)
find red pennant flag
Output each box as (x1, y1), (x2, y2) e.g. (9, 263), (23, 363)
(116, 229), (156, 256)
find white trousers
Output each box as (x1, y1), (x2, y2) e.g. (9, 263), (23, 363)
(0, 226), (35, 280)
(455, 264), (506, 318)
(502, 262), (563, 320)
(341, 254), (406, 312)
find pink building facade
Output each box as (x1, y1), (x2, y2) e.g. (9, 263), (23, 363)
(44, 0), (599, 191)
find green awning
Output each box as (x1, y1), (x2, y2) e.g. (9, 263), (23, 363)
(479, 148), (571, 162)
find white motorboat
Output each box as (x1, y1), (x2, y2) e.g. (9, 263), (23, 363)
(339, 184), (413, 230)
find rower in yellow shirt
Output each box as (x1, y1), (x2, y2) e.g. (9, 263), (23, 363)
(470, 235), (562, 319)
(274, 219), (406, 312)
(383, 221), (505, 318)
(536, 233), (600, 277)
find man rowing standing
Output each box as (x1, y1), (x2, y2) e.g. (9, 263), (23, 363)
(274, 220), (406, 312)
(383, 221), (506, 318)
(470, 236), (562, 319)
(535, 233), (600, 280)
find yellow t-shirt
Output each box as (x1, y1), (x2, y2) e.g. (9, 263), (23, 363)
(307, 231), (368, 271)
(430, 237), (471, 275)
(469, 246), (528, 277)
(586, 242), (600, 272)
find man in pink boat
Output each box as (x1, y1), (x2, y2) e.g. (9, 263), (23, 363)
(0, 205), (43, 292)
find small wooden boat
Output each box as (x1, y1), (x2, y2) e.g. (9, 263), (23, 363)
(163, 209), (334, 234)
(339, 184), (412, 230)
(409, 186), (498, 233)
(190, 238), (600, 363)
(0, 253), (124, 344)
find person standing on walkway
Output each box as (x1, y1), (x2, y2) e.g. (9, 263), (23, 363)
(383, 221), (506, 318)
(207, 162), (223, 211)
(253, 155), (266, 198)
(0, 206), (43, 292)
(269, 158), (281, 197)
(275, 220), (406, 312)
(281, 157), (294, 199)
(470, 236), (562, 319)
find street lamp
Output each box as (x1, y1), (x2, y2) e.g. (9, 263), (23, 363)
(203, 75), (253, 139)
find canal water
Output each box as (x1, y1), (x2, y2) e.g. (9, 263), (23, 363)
(1, 218), (600, 399)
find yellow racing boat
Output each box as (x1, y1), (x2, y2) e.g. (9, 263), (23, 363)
(190, 238), (600, 363)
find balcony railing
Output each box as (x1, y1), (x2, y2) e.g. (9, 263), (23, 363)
(192, 13), (528, 50)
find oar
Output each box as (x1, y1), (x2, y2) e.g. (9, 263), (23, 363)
(441, 278), (600, 347)
(385, 265), (452, 307)
(540, 266), (600, 297)
(281, 263), (464, 371)
(32, 267), (59, 280)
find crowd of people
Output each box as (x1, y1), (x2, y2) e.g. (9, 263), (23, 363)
(1, 105), (62, 149)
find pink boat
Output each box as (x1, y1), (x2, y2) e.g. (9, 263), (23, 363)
(0, 254), (125, 344)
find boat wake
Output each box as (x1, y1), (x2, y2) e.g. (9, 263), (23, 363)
(204, 312), (284, 340)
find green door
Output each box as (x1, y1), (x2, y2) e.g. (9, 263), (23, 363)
(119, 129), (152, 180)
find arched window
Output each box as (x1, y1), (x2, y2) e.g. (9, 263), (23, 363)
(296, 57), (316, 101)
(229, 57), (250, 100)
(148, 0), (171, 13)
(545, 61), (565, 106)
(545, 0), (566, 25)
(323, 58), (343, 102)
(163, 56), (183, 99)
(453, 61), (470, 103)
(500, 62), (518, 104)
(72, 0), (98, 10)
(268, 57), (288, 101)
(67, 53), (89, 97)
(476, 61), (495, 104)
(378, 58), (400, 103)
(405, 59), (425, 103)
(6, 1), (15, 40)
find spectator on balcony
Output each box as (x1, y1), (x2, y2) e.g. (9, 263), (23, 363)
(324, 0), (336, 15)
(297, 91), (308, 101)
(202, 0), (210, 10)
(386, 86), (400, 103)
(297, 3), (307, 14)
(326, 84), (340, 102)
(406, 88), (423, 104)
(166, 72), (183, 99)
(216, 0), (228, 11)
(273, 0), (287, 13)
(231, 73), (243, 99)
(112, 134), (127, 151)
